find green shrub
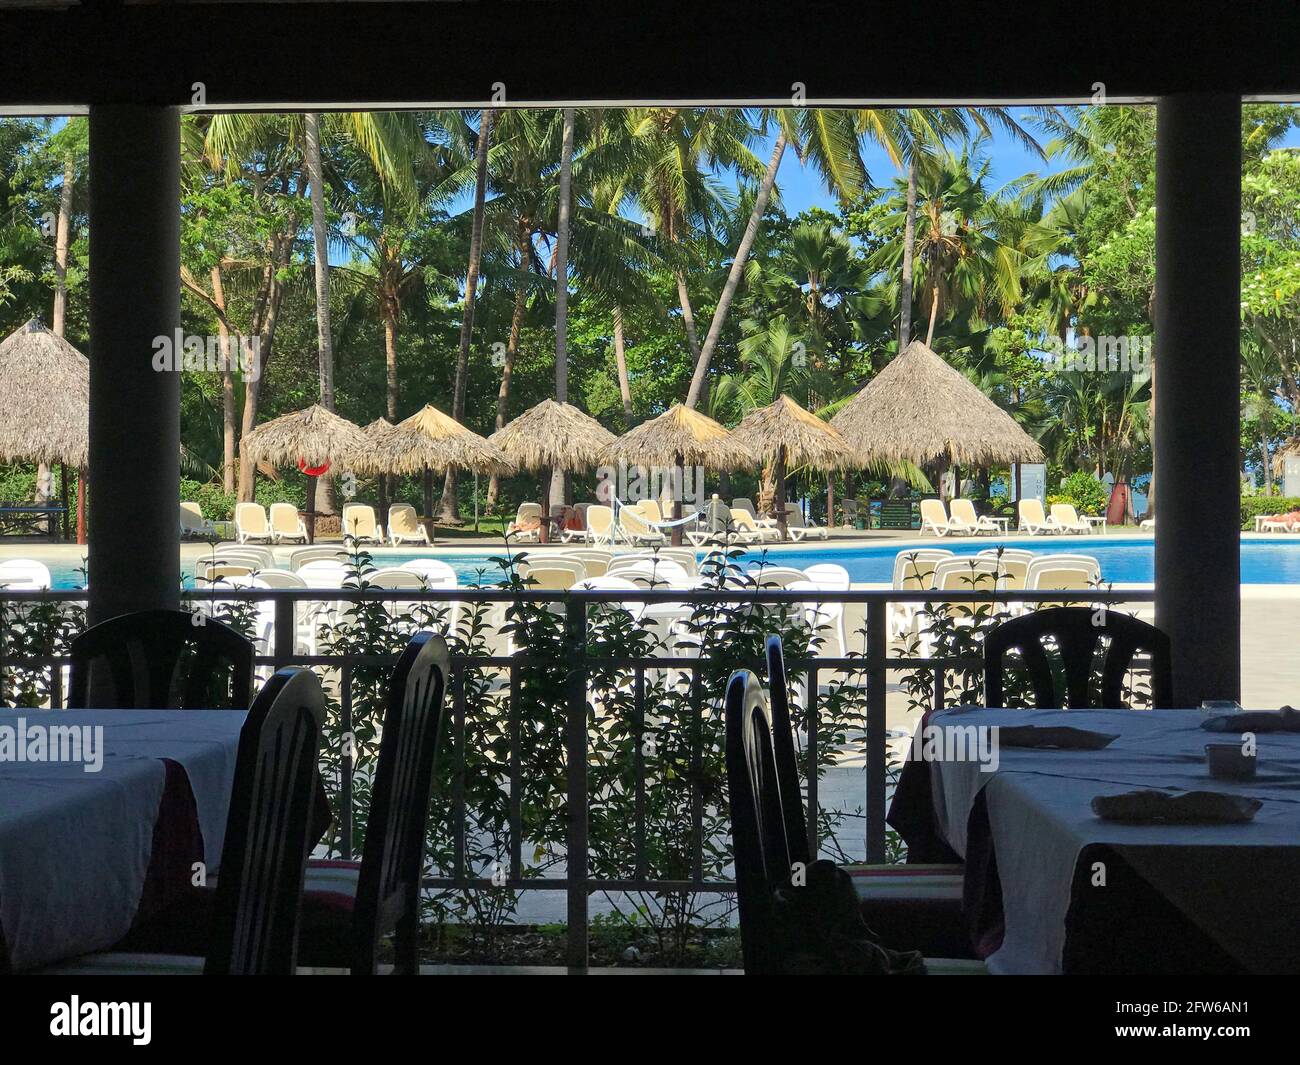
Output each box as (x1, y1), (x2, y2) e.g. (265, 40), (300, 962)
(0, 463), (38, 503)
(1051, 471), (1109, 515)
(179, 478), (236, 521)
(1241, 495), (1300, 530)
(255, 475), (307, 512)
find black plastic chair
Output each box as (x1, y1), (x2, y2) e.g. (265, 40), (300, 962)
(42, 667), (327, 975)
(298, 632), (451, 974)
(67, 608), (254, 710)
(983, 606), (1172, 709)
(724, 668), (797, 975)
(205, 667), (327, 974)
(764, 635), (971, 959)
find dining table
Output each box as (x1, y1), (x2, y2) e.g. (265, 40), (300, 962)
(0, 707), (316, 972)
(887, 706), (1300, 975)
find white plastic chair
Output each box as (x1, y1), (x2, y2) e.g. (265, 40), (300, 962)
(399, 558), (459, 587)
(235, 502), (273, 544)
(0, 558), (52, 589)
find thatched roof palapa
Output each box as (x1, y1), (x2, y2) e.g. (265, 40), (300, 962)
(239, 404), (369, 469)
(0, 319), (89, 468)
(488, 399), (616, 472)
(353, 403), (510, 476)
(602, 403), (754, 469)
(830, 340), (1043, 467)
(730, 394), (854, 470)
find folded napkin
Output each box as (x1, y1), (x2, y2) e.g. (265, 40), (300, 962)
(1092, 790), (1262, 824)
(1201, 706), (1300, 733)
(996, 725), (1119, 750)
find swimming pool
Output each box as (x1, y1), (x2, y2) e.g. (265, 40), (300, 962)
(22, 535), (1300, 589)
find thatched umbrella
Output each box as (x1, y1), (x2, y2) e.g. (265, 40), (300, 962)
(489, 399), (615, 539)
(353, 404), (510, 520)
(730, 394), (854, 539)
(239, 404), (369, 542)
(602, 403), (754, 544)
(831, 340), (1043, 499)
(0, 319), (89, 542)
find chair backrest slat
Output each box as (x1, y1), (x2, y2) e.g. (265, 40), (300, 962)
(724, 667), (799, 975)
(205, 667), (326, 975)
(351, 633), (450, 974)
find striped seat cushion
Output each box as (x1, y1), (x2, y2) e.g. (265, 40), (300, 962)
(842, 863), (965, 901)
(304, 858), (362, 902)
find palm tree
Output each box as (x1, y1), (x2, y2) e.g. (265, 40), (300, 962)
(871, 148), (1027, 349)
(205, 111), (422, 502)
(438, 109), (495, 523)
(629, 107), (759, 365)
(547, 106), (577, 511)
(684, 106), (875, 407)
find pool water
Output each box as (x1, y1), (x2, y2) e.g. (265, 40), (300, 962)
(32, 536), (1300, 589)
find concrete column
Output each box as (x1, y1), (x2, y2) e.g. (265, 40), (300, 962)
(1154, 94), (1241, 704)
(87, 106), (181, 624)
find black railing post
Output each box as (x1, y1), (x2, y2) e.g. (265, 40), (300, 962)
(564, 597), (589, 972)
(273, 595), (295, 667)
(865, 598), (887, 863)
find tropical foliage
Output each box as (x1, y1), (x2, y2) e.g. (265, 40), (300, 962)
(3, 103), (1300, 514)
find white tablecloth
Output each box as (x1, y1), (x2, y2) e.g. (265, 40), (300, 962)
(923, 707), (1300, 974)
(0, 709), (245, 970)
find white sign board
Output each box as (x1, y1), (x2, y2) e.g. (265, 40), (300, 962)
(1285, 456), (1300, 500)
(1012, 463), (1047, 503)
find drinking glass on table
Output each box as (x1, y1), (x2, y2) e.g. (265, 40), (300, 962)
(1200, 700), (1242, 713)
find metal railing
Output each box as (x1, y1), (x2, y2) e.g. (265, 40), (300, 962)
(0, 584), (1155, 969)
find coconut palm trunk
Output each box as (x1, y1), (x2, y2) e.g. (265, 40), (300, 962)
(304, 113), (336, 516)
(439, 108), (495, 523)
(42, 154), (77, 511)
(899, 157), (918, 349)
(684, 130), (786, 408)
(613, 304), (633, 419)
(486, 223), (531, 513)
(548, 107), (576, 511)
(211, 266), (237, 493)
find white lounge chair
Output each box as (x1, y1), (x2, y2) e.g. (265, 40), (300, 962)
(1018, 498), (1062, 535)
(687, 497), (729, 547)
(1049, 503), (1095, 535)
(920, 498), (960, 537)
(180, 501), (216, 539)
(235, 502), (273, 544)
(784, 502), (830, 541)
(269, 502), (308, 544)
(729, 508), (780, 543)
(949, 498), (1002, 535)
(506, 502), (543, 542)
(388, 504), (431, 546)
(342, 503), (384, 545)
(584, 505), (617, 546)
(618, 505), (668, 546)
